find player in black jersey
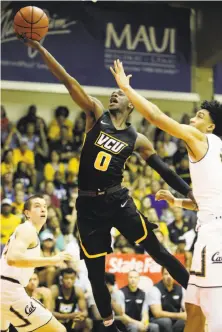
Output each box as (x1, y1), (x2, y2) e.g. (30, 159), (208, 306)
(22, 39), (192, 332)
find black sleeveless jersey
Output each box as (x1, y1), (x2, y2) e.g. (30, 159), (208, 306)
(78, 111), (138, 190)
(55, 285), (78, 318)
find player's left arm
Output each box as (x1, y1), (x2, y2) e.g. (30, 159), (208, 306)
(110, 60), (204, 143)
(39, 287), (53, 311)
(135, 133), (192, 197)
(156, 190), (198, 211)
(75, 286), (88, 318)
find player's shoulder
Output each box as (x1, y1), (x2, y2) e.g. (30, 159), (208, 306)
(16, 221), (37, 237)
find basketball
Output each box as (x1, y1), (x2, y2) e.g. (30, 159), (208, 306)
(14, 6), (49, 41)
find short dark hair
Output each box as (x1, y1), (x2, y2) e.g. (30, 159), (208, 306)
(105, 272), (115, 285)
(23, 195), (45, 213)
(60, 268), (77, 277)
(201, 100), (222, 136)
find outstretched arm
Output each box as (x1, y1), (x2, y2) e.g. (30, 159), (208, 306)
(156, 189), (198, 211)
(21, 39), (104, 121)
(135, 133), (192, 197)
(110, 60), (204, 143)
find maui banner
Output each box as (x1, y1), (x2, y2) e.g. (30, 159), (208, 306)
(105, 253), (185, 289)
(2, 1), (191, 92)
(214, 63), (222, 95)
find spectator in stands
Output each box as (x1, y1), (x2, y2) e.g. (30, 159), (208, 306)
(44, 150), (65, 182)
(180, 113), (190, 125)
(119, 270), (159, 332)
(72, 116), (85, 151)
(2, 172), (14, 201)
(175, 156), (191, 185)
(168, 207), (194, 245)
(11, 190), (25, 216)
(48, 106), (73, 141)
(13, 161), (33, 189)
(38, 232), (66, 287)
(1, 105), (9, 143)
(113, 234), (135, 254)
(17, 104), (47, 135)
(53, 171), (69, 201)
(145, 209), (169, 245)
(2, 124), (21, 152)
(67, 153), (80, 179)
(148, 267), (186, 332)
(126, 154), (141, 181)
(146, 181), (168, 219)
(50, 125), (76, 164)
(23, 122), (40, 151)
(41, 216), (65, 251)
(162, 133), (177, 158)
(25, 271), (52, 310)
(44, 181), (61, 209)
(12, 138), (35, 168)
(51, 268), (91, 331)
(43, 193), (62, 222)
(1, 198), (21, 246)
(1, 149), (14, 176)
(172, 140), (187, 168)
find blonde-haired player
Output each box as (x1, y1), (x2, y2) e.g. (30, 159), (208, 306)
(1, 195), (72, 332)
(111, 60), (222, 332)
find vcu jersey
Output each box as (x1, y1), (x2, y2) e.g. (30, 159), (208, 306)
(78, 111), (137, 190)
(55, 285), (78, 324)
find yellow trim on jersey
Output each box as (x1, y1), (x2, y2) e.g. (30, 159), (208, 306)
(95, 131), (128, 155)
(135, 214), (148, 244)
(81, 133), (87, 149)
(79, 240), (108, 259)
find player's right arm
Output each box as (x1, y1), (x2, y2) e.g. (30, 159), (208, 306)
(21, 39), (104, 127)
(6, 224), (72, 268)
(156, 190), (198, 211)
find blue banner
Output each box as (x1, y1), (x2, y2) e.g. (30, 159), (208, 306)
(1, 1), (191, 92)
(214, 63), (222, 95)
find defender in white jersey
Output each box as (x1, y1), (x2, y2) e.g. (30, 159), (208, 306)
(111, 60), (222, 332)
(0, 195), (72, 332)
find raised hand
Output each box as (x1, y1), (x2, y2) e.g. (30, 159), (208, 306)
(110, 59), (132, 90)
(155, 189), (175, 206)
(16, 34), (41, 50)
(53, 251), (73, 265)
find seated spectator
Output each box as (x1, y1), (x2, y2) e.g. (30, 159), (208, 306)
(43, 193), (62, 222)
(48, 106), (73, 141)
(17, 104), (47, 135)
(11, 190), (25, 216)
(148, 267), (186, 332)
(1, 198), (21, 246)
(72, 117), (85, 151)
(122, 170), (132, 189)
(145, 209), (169, 245)
(13, 161), (33, 190)
(41, 216), (65, 251)
(38, 233), (65, 287)
(25, 271), (52, 310)
(1, 105), (9, 143)
(119, 270), (159, 332)
(126, 154), (142, 181)
(1, 149), (15, 176)
(175, 239), (193, 270)
(172, 140), (187, 168)
(2, 172), (14, 200)
(50, 125), (76, 164)
(162, 133), (177, 158)
(12, 138), (35, 168)
(51, 268), (91, 332)
(44, 181), (61, 209)
(168, 207), (194, 245)
(23, 122), (40, 151)
(113, 234), (135, 254)
(67, 153), (80, 177)
(53, 171), (69, 201)
(44, 150), (65, 182)
(176, 156), (191, 185)
(146, 181), (168, 219)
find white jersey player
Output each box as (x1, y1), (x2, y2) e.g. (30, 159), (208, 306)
(0, 195), (72, 332)
(111, 59), (222, 332)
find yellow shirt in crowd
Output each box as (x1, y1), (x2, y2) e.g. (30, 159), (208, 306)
(44, 163), (66, 181)
(1, 214), (21, 244)
(68, 157), (80, 175)
(48, 119), (73, 140)
(11, 202), (25, 215)
(13, 149), (35, 167)
(1, 162), (15, 176)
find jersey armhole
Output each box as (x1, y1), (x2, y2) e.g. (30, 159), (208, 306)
(85, 112), (104, 134)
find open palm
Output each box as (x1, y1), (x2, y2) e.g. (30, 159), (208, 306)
(110, 59), (132, 90)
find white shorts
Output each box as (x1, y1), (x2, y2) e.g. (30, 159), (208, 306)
(188, 223), (222, 288)
(1, 278), (52, 332)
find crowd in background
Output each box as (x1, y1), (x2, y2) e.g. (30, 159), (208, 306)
(1, 104), (198, 332)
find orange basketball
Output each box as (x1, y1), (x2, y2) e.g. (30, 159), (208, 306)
(14, 6), (49, 41)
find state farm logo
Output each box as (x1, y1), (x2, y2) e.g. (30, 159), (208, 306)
(107, 256), (162, 274)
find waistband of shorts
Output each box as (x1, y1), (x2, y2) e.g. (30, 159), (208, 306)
(0, 275), (20, 284)
(78, 184), (122, 197)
